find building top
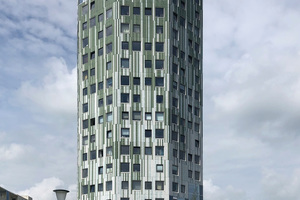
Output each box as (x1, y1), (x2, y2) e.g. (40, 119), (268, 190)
(0, 186), (32, 200)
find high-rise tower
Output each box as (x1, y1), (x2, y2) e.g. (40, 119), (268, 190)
(77, 0), (203, 199)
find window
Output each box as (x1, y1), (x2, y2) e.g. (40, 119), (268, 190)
(107, 112), (112, 122)
(155, 112), (164, 121)
(120, 163), (129, 172)
(98, 47), (103, 56)
(106, 146), (112, 156)
(133, 94), (140, 103)
(82, 185), (88, 194)
(98, 99), (103, 107)
(155, 146), (164, 156)
(180, 150), (185, 160)
(83, 103), (88, 113)
(90, 84), (96, 94)
(188, 88), (192, 96)
(188, 170), (192, 178)
(98, 31), (103, 39)
(133, 147), (140, 154)
(195, 155), (200, 164)
(90, 150), (96, 160)
(133, 164), (140, 172)
(132, 111), (141, 120)
(90, 135), (95, 143)
(155, 8), (164, 17)
(172, 165), (178, 175)
(122, 112), (129, 120)
(121, 76), (129, 85)
(82, 22), (87, 30)
(120, 58), (129, 68)
(121, 6), (129, 15)
(82, 168), (88, 178)
(98, 183), (103, 191)
(106, 8), (112, 19)
(172, 131), (178, 141)
(83, 87), (87, 96)
(156, 95), (163, 103)
(132, 41), (141, 51)
(98, 166), (103, 174)
(145, 130), (152, 138)
(106, 163), (112, 173)
(188, 105), (192, 112)
(82, 54), (88, 64)
(133, 77), (140, 85)
(172, 63), (178, 74)
(155, 181), (164, 190)
(83, 119), (88, 129)
(156, 164), (163, 172)
(98, 13), (103, 22)
(155, 42), (164, 52)
(195, 91), (200, 100)
(122, 42), (129, 50)
(91, 118), (96, 126)
(145, 147), (152, 155)
(145, 182), (152, 189)
(180, 16), (185, 26)
(155, 129), (164, 138)
(195, 171), (200, 180)
(173, 149), (178, 157)
(82, 5), (88, 15)
(195, 140), (200, 148)
(121, 128), (129, 137)
(98, 81), (103, 90)
(172, 182), (178, 192)
(145, 60), (152, 68)
(120, 145), (130, 155)
(106, 77), (112, 88)
(90, 1), (95, 9)
(121, 181), (128, 189)
(180, 84), (185, 94)
(82, 37), (88, 47)
(133, 24), (140, 33)
(90, 17), (96, 27)
(172, 114), (178, 123)
(172, 98), (178, 107)
(145, 43), (152, 50)
(180, 134), (185, 143)
(106, 181), (112, 191)
(188, 154), (193, 161)
(106, 43), (112, 54)
(98, 149), (103, 158)
(188, 121), (193, 129)
(133, 7), (140, 15)
(145, 112), (152, 120)
(107, 130), (112, 138)
(106, 95), (112, 105)
(181, 184), (186, 193)
(106, 61), (112, 70)
(145, 78), (152, 86)
(82, 136), (88, 145)
(90, 184), (95, 193)
(121, 23), (129, 33)
(82, 153), (87, 161)
(106, 25), (113, 36)
(145, 8), (152, 15)
(156, 26), (163, 34)
(195, 123), (200, 132)
(132, 181), (141, 190)
(155, 60), (164, 69)
(155, 77), (164, 86)
(121, 93), (129, 103)
(173, 46), (178, 56)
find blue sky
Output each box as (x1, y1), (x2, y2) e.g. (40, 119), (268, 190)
(1, 0), (300, 200)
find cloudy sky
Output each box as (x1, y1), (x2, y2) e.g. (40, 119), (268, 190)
(0, 0), (300, 200)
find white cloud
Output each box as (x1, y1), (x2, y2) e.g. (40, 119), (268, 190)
(18, 177), (76, 200)
(18, 57), (76, 116)
(204, 179), (247, 200)
(0, 143), (33, 161)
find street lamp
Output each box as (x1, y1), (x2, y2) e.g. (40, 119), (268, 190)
(53, 189), (69, 200)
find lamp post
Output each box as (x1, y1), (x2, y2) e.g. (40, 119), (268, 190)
(53, 189), (69, 200)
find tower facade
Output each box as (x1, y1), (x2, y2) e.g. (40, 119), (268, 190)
(77, 0), (203, 200)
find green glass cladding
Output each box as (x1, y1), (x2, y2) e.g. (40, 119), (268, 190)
(77, 0), (203, 200)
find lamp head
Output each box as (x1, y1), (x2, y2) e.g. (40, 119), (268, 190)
(53, 189), (69, 200)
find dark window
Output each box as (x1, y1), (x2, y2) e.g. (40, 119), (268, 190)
(106, 181), (112, 191)
(155, 77), (164, 86)
(90, 17), (96, 27)
(121, 128), (129, 137)
(145, 147), (152, 155)
(173, 149), (178, 157)
(98, 13), (103, 22)
(156, 25), (163, 34)
(106, 147), (113, 156)
(106, 130), (112, 139)
(122, 112), (129, 119)
(145, 8), (152, 15)
(83, 119), (88, 129)
(188, 154), (193, 161)
(145, 182), (152, 189)
(106, 25), (113, 36)
(98, 99), (103, 107)
(195, 171), (200, 180)
(121, 181), (128, 189)
(82, 168), (88, 178)
(98, 166), (103, 174)
(90, 84), (96, 94)
(122, 41), (129, 50)
(155, 146), (164, 156)
(82, 54), (88, 64)
(82, 37), (88, 47)
(145, 78), (152, 86)
(155, 60), (164, 69)
(82, 185), (88, 194)
(133, 164), (140, 172)
(121, 23), (129, 33)
(133, 147), (140, 154)
(98, 82), (103, 90)
(155, 129), (164, 138)
(106, 8), (112, 19)
(90, 135), (95, 143)
(82, 5), (88, 15)
(98, 47), (103, 56)
(98, 30), (103, 39)
(98, 183), (103, 191)
(83, 87), (87, 96)
(155, 42), (164, 52)
(188, 170), (192, 178)
(121, 6), (129, 15)
(145, 130), (152, 138)
(121, 93), (129, 103)
(90, 150), (96, 160)
(106, 95), (112, 105)
(145, 112), (152, 120)
(145, 43), (152, 50)
(133, 7), (140, 15)
(90, 1), (95, 10)
(180, 16), (185, 26)
(90, 185), (95, 193)
(82, 136), (88, 145)
(180, 134), (185, 143)
(172, 182), (178, 192)
(82, 153), (87, 161)
(156, 95), (163, 103)
(106, 77), (112, 88)
(172, 98), (178, 107)
(173, 63), (178, 74)
(195, 155), (200, 164)
(133, 111), (141, 120)
(181, 185), (186, 193)
(155, 8), (164, 17)
(98, 115), (103, 124)
(120, 145), (130, 154)
(145, 60), (152, 68)
(99, 149), (103, 158)
(195, 140), (200, 148)
(133, 94), (140, 103)
(121, 76), (129, 85)
(180, 150), (185, 160)
(133, 77), (140, 85)
(83, 103), (88, 113)
(133, 24), (140, 33)
(180, 84), (185, 94)
(132, 41), (141, 51)
(172, 165), (178, 175)
(90, 51), (95, 60)
(155, 181), (164, 190)
(132, 181), (141, 190)
(106, 61), (112, 70)
(120, 163), (129, 172)
(172, 131), (178, 141)
(106, 43), (112, 54)
(82, 22), (87, 30)
(121, 58), (129, 68)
